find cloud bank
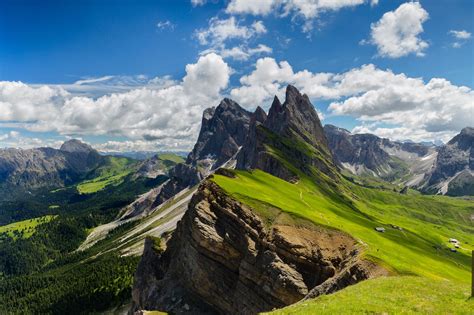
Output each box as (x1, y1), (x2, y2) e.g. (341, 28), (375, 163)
(0, 53), (230, 151)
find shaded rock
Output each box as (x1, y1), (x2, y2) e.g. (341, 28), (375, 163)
(324, 124), (437, 185)
(60, 139), (95, 153)
(423, 127), (473, 195)
(237, 85), (336, 182)
(151, 99), (252, 208)
(186, 98), (252, 169)
(152, 164), (202, 207)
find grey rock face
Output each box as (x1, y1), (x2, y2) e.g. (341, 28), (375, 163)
(324, 124), (473, 195)
(324, 124), (437, 184)
(152, 163), (202, 207)
(152, 99), (252, 208)
(265, 86), (328, 150)
(60, 139), (95, 153)
(324, 125), (390, 171)
(187, 98), (252, 169)
(424, 127), (474, 195)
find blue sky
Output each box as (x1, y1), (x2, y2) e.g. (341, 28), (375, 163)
(0, 0), (472, 151)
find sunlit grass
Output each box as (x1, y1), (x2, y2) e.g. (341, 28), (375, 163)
(77, 156), (135, 194)
(0, 215), (57, 239)
(267, 276), (474, 314)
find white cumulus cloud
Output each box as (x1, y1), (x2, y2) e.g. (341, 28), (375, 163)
(0, 53), (231, 151)
(226, 0), (371, 32)
(195, 16), (266, 45)
(230, 58), (473, 142)
(194, 16), (270, 61)
(449, 29), (471, 48)
(366, 2), (429, 58)
(449, 30), (471, 39)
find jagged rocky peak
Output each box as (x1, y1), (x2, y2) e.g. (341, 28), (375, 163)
(265, 85), (328, 150)
(237, 85), (336, 183)
(423, 126), (473, 196)
(252, 105), (267, 124)
(150, 98), (252, 209)
(186, 98), (252, 169)
(448, 126), (473, 149)
(60, 139), (95, 153)
(324, 124), (351, 136)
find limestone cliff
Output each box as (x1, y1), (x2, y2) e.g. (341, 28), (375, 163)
(131, 180), (387, 314)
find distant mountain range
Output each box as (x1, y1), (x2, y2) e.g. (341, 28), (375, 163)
(0, 140), (184, 200)
(325, 125), (473, 196)
(102, 151), (188, 161)
(0, 140), (102, 197)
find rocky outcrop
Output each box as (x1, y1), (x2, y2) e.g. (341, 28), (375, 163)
(237, 85), (336, 182)
(134, 154), (181, 179)
(131, 180), (387, 314)
(266, 85), (328, 151)
(152, 163), (202, 207)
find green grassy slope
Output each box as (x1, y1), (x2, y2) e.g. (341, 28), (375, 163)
(0, 215), (56, 239)
(212, 169), (473, 312)
(267, 276), (473, 315)
(77, 156), (136, 194)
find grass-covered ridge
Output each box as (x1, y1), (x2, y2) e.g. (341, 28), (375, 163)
(212, 168), (473, 312)
(77, 156), (136, 194)
(157, 153), (185, 164)
(213, 170), (473, 282)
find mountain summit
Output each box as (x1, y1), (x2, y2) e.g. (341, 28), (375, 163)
(186, 98), (252, 169)
(60, 139), (96, 153)
(266, 85), (328, 150)
(237, 85), (336, 183)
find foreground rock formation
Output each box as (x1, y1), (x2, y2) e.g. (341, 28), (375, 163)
(131, 180), (387, 314)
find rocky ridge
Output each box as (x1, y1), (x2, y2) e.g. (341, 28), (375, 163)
(324, 124), (436, 185)
(237, 85), (337, 183)
(422, 127), (474, 195)
(324, 125), (473, 195)
(131, 180), (387, 314)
